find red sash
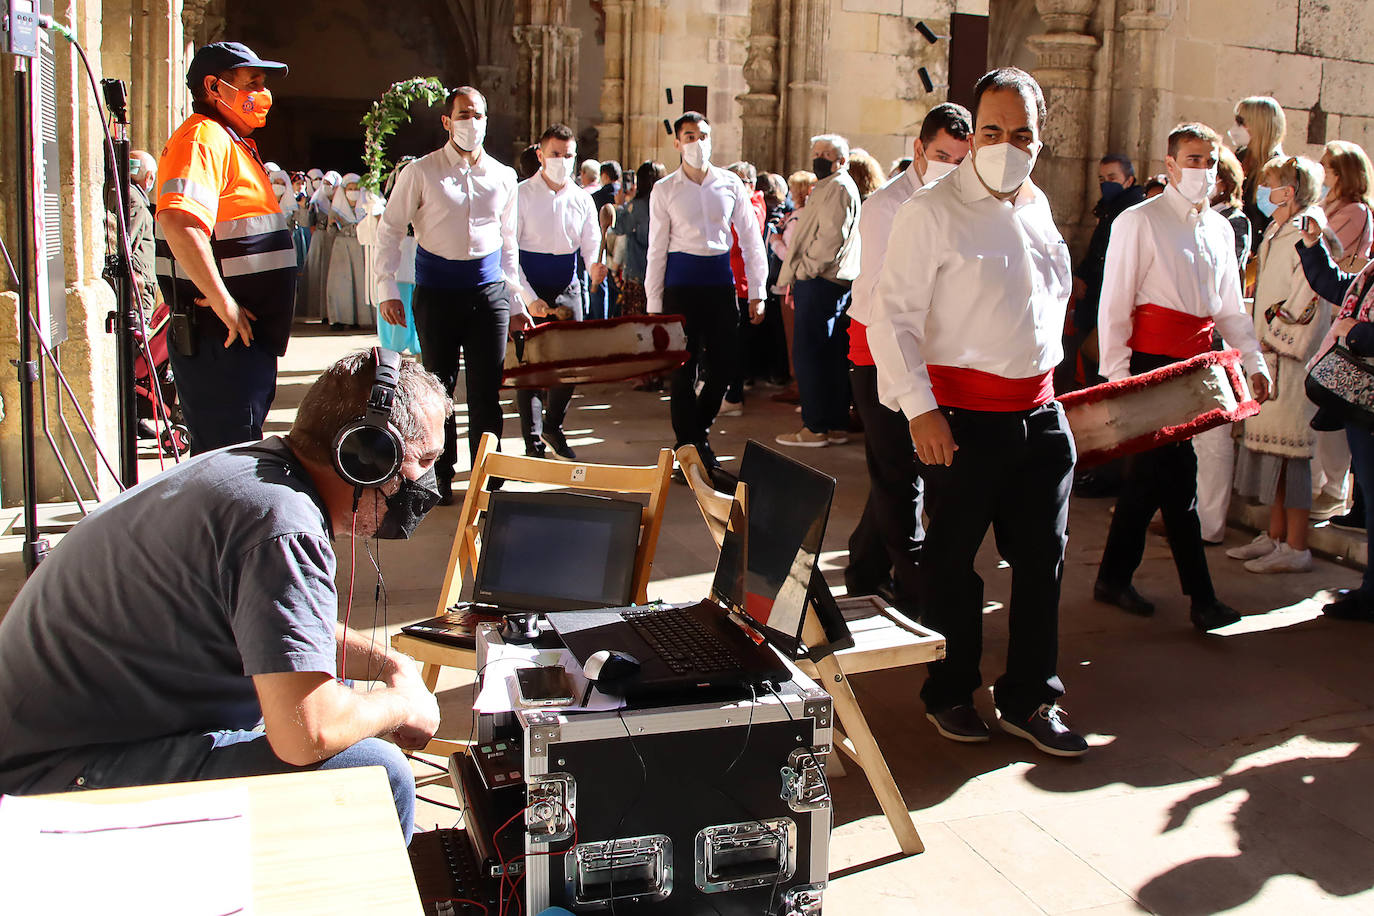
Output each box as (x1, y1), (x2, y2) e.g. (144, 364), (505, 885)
(1127, 303), (1215, 359)
(927, 364), (1054, 412)
(848, 319), (875, 367)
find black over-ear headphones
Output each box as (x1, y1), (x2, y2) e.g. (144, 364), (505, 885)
(332, 348), (405, 500)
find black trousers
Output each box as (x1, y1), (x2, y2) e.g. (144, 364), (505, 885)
(1096, 351), (1217, 603)
(168, 334), (278, 456)
(918, 401), (1075, 719)
(412, 281), (512, 484)
(662, 284), (739, 448)
(516, 278), (582, 452)
(845, 364), (924, 614)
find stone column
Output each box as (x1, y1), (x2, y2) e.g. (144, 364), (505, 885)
(514, 23), (582, 140)
(1027, 0), (1099, 242)
(1114, 0), (1170, 176)
(783, 0), (830, 176)
(737, 0), (781, 170)
(627, 0), (667, 166)
(597, 0), (627, 164)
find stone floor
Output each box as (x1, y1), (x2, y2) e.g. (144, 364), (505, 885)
(12, 322), (1374, 914)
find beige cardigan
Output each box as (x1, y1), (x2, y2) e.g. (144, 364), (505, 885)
(1241, 206), (1334, 459)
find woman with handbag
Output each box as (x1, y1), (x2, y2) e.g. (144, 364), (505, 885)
(1227, 156), (1335, 573)
(1298, 220), (1374, 619)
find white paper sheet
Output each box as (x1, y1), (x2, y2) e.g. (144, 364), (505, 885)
(0, 788), (253, 915)
(473, 641), (626, 714)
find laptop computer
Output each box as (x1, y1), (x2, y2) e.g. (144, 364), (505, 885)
(549, 441), (853, 701)
(400, 490), (644, 648)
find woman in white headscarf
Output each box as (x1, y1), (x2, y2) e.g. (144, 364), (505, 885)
(268, 169), (308, 269)
(298, 170), (341, 321)
(305, 167), (324, 195)
(285, 171), (311, 267)
(325, 173), (377, 329)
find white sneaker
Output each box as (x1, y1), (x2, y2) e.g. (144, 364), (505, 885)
(1226, 533), (1277, 560)
(1243, 542), (1313, 574)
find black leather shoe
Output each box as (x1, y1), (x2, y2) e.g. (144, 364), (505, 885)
(1323, 590), (1374, 622)
(925, 705), (991, 743)
(437, 479), (455, 507)
(1190, 599), (1241, 632)
(999, 704), (1088, 758)
(540, 428), (577, 461)
(1093, 580), (1155, 616)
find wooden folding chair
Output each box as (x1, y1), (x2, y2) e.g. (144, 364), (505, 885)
(392, 432), (674, 755)
(675, 445), (944, 856)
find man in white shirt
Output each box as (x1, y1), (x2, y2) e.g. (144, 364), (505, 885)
(1093, 122), (1271, 632)
(844, 102), (971, 615)
(375, 86), (526, 503)
(774, 133), (863, 447)
(646, 111), (768, 475)
(514, 123), (605, 460)
(868, 69), (1085, 757)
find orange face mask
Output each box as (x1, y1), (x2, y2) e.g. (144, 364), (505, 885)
(215, 80), (273, 129)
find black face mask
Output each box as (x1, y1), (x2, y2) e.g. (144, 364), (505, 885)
(812, 156), (834, 180)
(1099, 180), (1125, 202)
(373, 467), (441, 540)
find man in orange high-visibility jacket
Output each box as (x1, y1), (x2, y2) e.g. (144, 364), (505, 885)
(155, 42), (297, 454)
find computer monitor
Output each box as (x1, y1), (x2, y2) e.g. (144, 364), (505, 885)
(473, 491), (643, 611)
(711, 441), (852, 658)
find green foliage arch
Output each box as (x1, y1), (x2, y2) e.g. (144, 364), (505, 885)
(361, 77), (447, 192)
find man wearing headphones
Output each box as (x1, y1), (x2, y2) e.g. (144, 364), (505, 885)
(0, 350), (447, 844)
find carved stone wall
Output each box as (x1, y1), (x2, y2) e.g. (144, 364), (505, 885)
(1028, 0), (1098, 242)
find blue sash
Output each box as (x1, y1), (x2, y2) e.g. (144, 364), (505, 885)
(665, 251), (734, 289)
(519, 250), (578, 295)
(414, 247), (502, 289)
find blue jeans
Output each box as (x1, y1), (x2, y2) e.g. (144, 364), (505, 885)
(792, 277), (852, 433)
(63, 730), (416, 844)
(168, 338), (278, 455)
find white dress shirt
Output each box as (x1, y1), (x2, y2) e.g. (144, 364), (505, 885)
(373, 143), (519, 302)
(645, 165), (768, 313)
(515, 174), (601, 304)
(848, 163), (927, 327)
(867, 156), (1072, 419)
(1096, 183), (1266, 382)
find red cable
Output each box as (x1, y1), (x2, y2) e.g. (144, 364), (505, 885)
(341, 510), (357, 681)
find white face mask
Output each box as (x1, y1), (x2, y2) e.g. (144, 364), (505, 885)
(543, 155), (573, 185)
(682, 138), (711, 170)
(922, 159), (958, 184)
(1176, 166), (1217, 205)
(973, 142), (1036, 194)
(345, 189), (360, 204)
(450, 117), (486, 152)
(1227, 125), (1250, 149)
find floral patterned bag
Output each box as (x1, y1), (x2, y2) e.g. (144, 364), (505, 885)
(1305, 342), (1374, 427)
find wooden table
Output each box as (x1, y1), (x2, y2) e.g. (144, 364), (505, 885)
(37, 766), (422, 915)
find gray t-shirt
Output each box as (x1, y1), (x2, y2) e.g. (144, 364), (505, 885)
(0, 438), (337, 793)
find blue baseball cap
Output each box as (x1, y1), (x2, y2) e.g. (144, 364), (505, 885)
(187, 41), (288, 92)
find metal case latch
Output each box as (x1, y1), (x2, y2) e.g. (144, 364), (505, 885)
(526, 773), (576, 843)
(781, 883), (825, 916)
(566, 835), (674, 907)
(694, 818), (797, 893)
(780, 748), (830, 812)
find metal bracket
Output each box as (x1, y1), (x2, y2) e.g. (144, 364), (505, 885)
(566, 835), (674, 907)
(780, 748), (831, 813)
(526, 772), (576, 843)
(802, 690), (832, 732)
(780, 882), (826, 916)
(524, 711), (561, 759)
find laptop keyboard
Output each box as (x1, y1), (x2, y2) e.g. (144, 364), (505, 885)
(622, 605), (739, 675)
